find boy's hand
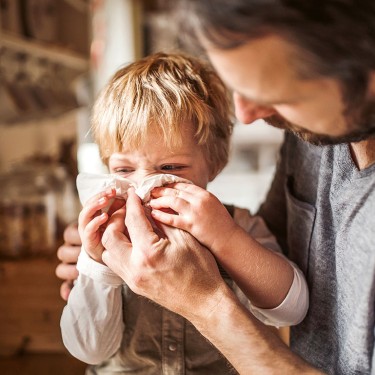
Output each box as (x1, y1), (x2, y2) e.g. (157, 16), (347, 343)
(149, 183), (238, 253)
(78, 188), (125, 263)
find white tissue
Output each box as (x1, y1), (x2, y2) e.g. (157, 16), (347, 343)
(76, 173), (192, 206)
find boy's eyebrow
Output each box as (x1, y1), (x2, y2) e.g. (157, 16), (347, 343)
(110, 155), (128, 161)
(108, 155), (133, 164)
(109, 153), (194, 162)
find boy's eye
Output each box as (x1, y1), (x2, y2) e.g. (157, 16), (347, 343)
(114, 167), (134, 174)
(161, 164), (186, 171)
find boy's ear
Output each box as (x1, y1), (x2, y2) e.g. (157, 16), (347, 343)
(208, 168), (220, 183)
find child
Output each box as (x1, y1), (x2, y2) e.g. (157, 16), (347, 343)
(60, 52), (308, 375)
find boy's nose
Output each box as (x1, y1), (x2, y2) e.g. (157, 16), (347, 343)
(128, 171), (157, 187)
(233, 92), (277, 124)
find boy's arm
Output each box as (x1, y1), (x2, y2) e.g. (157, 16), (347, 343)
(210, 210), (295, 304)
(150, 185), (307, 324)
(230, 208), (308, 326)
(60, 248), (124, 364)
(150, 186), (296, 311)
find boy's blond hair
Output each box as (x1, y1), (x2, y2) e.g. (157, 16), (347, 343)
(92, 52), (233, 179)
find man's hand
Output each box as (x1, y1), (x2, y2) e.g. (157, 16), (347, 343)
(102, 187), (229, 321)
(56, 222), (81, 301)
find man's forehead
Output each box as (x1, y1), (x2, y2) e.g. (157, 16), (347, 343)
(206, 37), (304, 103)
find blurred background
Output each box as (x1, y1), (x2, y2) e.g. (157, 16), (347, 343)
(0, 0), (283, 373)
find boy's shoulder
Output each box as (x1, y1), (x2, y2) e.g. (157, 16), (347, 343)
(222, 203), (271, 237)
(223, 203), (252, 219)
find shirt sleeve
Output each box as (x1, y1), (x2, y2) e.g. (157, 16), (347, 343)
(232, 207), (309, 327)
(60, 247), (124, 364)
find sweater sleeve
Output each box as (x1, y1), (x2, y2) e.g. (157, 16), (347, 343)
(232, 207), (309, 327)
(60, 247), (124, 364)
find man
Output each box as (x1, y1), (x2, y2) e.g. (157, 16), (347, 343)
(57, 1), (375, 373)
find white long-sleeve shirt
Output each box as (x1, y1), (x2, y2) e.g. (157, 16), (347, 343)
(61, 206), (308, 373)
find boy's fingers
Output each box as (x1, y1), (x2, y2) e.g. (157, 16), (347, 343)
(152, 183), (199, 198)
(84, 212), (107, 239)
(151, 209), (181, 228)
(84, 188), (116, 205)
(149, 195), (188, 213)
(107, 198), (126, 216)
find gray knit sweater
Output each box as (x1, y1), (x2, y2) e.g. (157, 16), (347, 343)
(259, 132), (375, 374)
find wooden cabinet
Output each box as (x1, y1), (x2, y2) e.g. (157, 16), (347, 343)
(0, 258), (66, 355)
(0, 353), (87, 375)
(0, 257), (87, 373)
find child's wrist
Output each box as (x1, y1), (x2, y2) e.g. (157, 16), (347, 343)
(208, 222), (240, 255)
(85, 246), (105, 264)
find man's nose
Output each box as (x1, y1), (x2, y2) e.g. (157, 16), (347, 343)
(233, 92), (276, 124)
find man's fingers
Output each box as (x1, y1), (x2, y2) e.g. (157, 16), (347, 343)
(159, 221), (190, 242)
(57, 244), (81, 263)
(63, 222), (81, 245)
(125, 188), (159, 246)
(55, 263), (79, 280)
(102, 213), (132, 276)
(60, 280), (74, 301)
(102, 205), (129, 251)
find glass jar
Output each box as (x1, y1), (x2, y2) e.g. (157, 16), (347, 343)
(0, 169), (57, 259)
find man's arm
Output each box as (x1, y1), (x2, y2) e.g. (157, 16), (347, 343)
(195, 286), (322, 375)
(102, 188), (323, 374)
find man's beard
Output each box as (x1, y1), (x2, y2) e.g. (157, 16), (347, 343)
(264, 99), (375, 146)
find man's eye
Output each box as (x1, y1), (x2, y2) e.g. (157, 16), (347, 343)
(161, 165), (186, 171)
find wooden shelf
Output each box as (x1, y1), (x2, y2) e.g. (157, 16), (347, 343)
(1, 32), (89, 71)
